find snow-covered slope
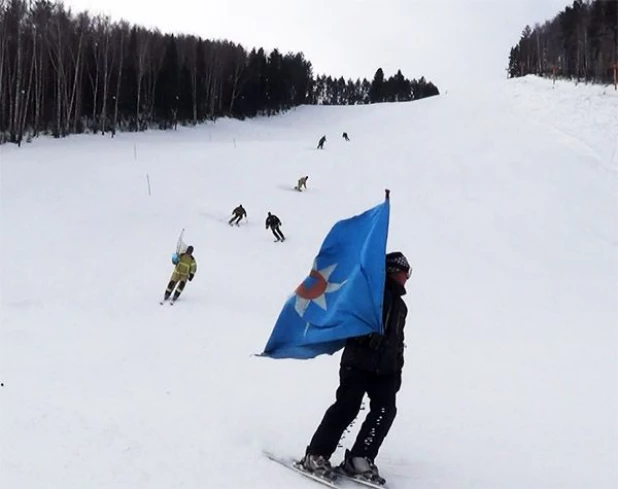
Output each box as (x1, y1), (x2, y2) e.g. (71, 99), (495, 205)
(1, 76), (616, 489)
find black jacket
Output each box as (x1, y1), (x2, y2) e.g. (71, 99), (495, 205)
(266, 214), (281, 229)
(340, 277), (408, 375)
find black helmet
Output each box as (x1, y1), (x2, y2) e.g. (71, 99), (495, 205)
(186, 245), (194, 254)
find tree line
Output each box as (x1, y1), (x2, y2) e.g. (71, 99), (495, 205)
(508, 0), (618, 85)
(0, 0), (440, 146)
(314, 69), (439, 105)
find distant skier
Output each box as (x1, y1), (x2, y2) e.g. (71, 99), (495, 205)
(342, 132), (350, 141)
(265, 212), (285, 242)
(295, 175), (309, 192)
(229, 204), (247, 226)
(317, 135), (326, 149)
(162, 245), (197, 304)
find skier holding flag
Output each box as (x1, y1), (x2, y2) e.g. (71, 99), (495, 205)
(161, 245), (197, 305)
(161, 230), (198, 305)
(261, 189), (411, 485)
(301, 249), (410, 484)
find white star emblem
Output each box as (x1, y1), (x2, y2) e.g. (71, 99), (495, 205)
(294, 260), (347, 318)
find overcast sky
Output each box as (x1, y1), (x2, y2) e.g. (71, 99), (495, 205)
(62, 0), (575, 90)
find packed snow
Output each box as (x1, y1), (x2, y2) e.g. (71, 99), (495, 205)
(1, 75), (617, 489)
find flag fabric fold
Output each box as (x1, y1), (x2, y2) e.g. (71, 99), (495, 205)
(261, 198), (390, 359)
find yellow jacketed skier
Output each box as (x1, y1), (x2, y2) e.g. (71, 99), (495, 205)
(162, 245), (197, 304)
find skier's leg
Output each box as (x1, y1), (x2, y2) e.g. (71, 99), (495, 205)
(271, 228), (280, 241)
(172, 280), (187, 301)
(164, 280), (177, 300)
(276, 227), (285, 241)
(349, 373), (399, 461)
(306, 366), (366, 459)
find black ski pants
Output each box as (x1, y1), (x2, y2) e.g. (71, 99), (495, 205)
(307, 366), (400, 461)
(270, 225), (285, 241)
(229, 214), (242, 225)
(165, 279), (186, 300)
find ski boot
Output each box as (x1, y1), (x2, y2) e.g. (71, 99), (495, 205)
(341, 450), (386, 485)
(300, 453), (336, 480)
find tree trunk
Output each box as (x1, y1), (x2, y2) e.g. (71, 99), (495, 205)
(228, 59), (243, 115)
(33, 32), (41, 136)
(90, 34), (100, 131)
(68, 29), (84, 135)
(0, 3), (8, 136)
(112, 27), (125, 134)
(19, 38), (36, 145)
(191, 62), (197, 124)
(12, 6), (23, 143)
(135, 30), (149, 131)
(46, 17), (65, 138)
(100, 27), (111, 134)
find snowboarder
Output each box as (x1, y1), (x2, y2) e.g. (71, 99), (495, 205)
(342, 132), (350, 141)
(317, 135), (326, 149)
(300, 251), (412, 484)
(265, 212), (285, 242)
(162, 245), (197, 304)
(229, 204), (247, 226)
(295, 175), (309, 192)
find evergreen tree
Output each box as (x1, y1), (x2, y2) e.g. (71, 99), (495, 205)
(369, 68), (385, 103)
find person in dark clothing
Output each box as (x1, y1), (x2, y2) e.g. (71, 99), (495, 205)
(265, 212), (285, 242)
(229, 204), (247, 226)
(301, 251), (411, 484)
(317, 135), (327, 149)
(342, 132), (350, 141)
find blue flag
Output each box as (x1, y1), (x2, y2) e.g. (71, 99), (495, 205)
(261, 198), (390, 359)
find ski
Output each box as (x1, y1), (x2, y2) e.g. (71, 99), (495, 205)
(333, 469), (388, 489)
(263, 451), (340, 489)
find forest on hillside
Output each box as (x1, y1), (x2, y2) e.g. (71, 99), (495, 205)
(0, 0), (440, 145)
(508, 0), (618, 85)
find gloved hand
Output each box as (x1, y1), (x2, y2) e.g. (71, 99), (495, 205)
(189, 274), (194, 281)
